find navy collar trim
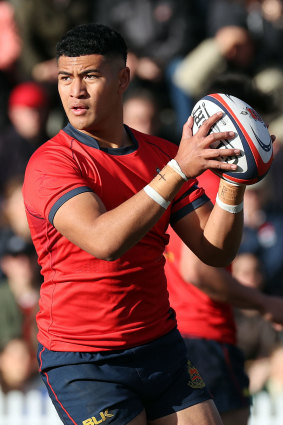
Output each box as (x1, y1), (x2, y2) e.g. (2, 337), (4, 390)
(63, 123), (138, 155)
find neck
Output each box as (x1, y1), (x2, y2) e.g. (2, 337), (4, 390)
(80, 123), (132, 149)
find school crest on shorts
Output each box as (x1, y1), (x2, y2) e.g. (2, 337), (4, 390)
(187, 360), (205, 389)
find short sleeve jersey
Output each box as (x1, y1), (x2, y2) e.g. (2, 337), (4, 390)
(165, 171), (236, 345)
(23, 124), (209, 351)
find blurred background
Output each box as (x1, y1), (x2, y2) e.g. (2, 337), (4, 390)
(1, 0), (283, 423)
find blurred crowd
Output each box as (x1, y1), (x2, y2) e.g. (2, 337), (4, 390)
(1, 0), (283, 403)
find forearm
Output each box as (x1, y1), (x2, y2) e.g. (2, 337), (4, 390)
(202, 179), (245, 266)
(188, 262), (266, 311)
(96, 164), (184, 259)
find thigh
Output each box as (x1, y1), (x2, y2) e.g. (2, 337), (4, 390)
(40, 362), (144, 425)
(136, 330), (211, 420)
(148, 399), (223, 425)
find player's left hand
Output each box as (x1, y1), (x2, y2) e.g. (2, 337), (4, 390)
(174, 113), (241, 179)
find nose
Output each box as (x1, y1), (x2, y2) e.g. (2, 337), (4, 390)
(70, 77), (87, 98)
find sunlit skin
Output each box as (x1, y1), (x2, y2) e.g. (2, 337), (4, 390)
(57, 54), (131, 148)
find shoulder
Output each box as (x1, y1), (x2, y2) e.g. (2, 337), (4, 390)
(26, 130), (73, 170)
(23, 130), (76, 202)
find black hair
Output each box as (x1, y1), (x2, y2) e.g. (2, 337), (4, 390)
(56, 23), (127, 64)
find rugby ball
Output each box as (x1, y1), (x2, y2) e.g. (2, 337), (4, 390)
(191, 93), (273, 185)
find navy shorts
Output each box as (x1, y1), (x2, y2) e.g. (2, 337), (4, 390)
(182, 337), (251, 413)
(38, 329), (211, 425)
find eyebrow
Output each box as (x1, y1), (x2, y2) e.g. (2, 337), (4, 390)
(58, 69), (101, 76)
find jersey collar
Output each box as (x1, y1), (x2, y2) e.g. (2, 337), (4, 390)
(63, 123), (138, 155)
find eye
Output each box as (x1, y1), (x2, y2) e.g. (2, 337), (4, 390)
(59, 75), (71, 82)
(85, 74), (98, 80)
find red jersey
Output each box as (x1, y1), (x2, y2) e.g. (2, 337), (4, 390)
(165, 171), (236, 345)
(23, 124), (209, 352)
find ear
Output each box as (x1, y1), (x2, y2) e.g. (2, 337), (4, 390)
(118, 67), (130, 94)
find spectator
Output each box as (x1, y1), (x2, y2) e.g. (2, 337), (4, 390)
(0, 338), (42, 394)
(239, 179), (283, 296)
(232, 252), (280, 394)
(173, 24), (255, 107)
(10, 0), (95, 83)
(10, 0), (95, 134)
(96, 0), (202, 81)
(173, 0), (283, 125)
(0, 176), (31, 239)
(0, 176), (34, 280)
(123, 88), (173, 140)
(0, 232), (40, 356)
(0, 1), (21, 73)
(123, 89), (160, 135)
(0, 82), (49, 196)
(0, 0), (21, 129)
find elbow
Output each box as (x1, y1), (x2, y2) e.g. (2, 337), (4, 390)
(204, 254), (236, 268)
(199, 249), (237, 268)
(89, 244), (123, 262)
(92, 249), (120, 262)
(104, 253), (120, 262)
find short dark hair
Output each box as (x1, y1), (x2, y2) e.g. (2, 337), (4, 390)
(56, 23), (127, 64)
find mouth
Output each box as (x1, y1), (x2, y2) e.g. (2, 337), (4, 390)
(71, 105), (88, 116)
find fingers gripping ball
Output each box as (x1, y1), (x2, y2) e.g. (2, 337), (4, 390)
(191, 93), (273, 185)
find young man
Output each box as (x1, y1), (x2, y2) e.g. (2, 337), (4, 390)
(23, 23), (245, 425)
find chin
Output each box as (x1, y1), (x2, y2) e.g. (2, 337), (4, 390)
(69, 117), (87, 130)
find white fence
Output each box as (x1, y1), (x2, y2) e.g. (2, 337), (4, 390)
(248, 392), (283, 425)
(0, 389), (61, 425)
(0, 389), (282, 425)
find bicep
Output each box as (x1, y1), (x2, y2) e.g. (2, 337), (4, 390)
(53, 190), (107, 255)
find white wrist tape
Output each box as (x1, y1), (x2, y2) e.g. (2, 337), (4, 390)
(144, 185), (170, 209)
(167, 159), (188, 181)
(216, 193), (243, 214)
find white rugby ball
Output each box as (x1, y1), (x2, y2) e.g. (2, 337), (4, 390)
(191, 93), (273, 185)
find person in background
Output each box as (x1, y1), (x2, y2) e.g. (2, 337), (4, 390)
(0, 175), (35, 283)
(0, 232), (40, 355)
(239, 179), (283, 297)
(10, 0), (95, 83)
(0, 338), (42, 394)
(0, 176), (32, 242)
(0, 0), (21, 130)
(231, 252), (280, 395)
(123, 89), (160, 136)
(0, 82), (49, 196)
